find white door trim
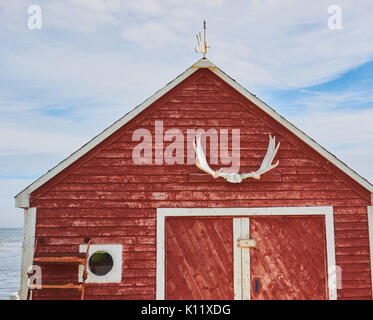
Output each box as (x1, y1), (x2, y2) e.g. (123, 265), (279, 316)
(233, 217), (251, 300)
(233, 218), (242, 300)
(156, 206), (336, 300)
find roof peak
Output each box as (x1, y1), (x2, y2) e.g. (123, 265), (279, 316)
(192, 58), (216, 69)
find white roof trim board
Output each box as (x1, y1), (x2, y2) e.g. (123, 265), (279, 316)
(15, 58), (373, 208)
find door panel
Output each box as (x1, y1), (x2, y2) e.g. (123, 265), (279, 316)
(165, 217), (234, 300)
(249, 216), (328, 300)
(164, 215), (328, 300)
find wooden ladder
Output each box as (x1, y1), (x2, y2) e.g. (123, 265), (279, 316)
(27, 238), (91, 300)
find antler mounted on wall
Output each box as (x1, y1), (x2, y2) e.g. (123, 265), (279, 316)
(193, 133), (280, 183)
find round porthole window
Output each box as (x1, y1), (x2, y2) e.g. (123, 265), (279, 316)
(88, 251), (114, 276)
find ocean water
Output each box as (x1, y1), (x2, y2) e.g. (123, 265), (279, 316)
(0, 228), (22, 300)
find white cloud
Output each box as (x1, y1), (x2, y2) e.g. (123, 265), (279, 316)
(288, 108), (373, 182)
(121, 21), (184, 50)
(0, 124), (87, 157)
(44, 1), (121, 33)
(292, 90), (373, 111)
(0, 179), (32, 228)
(2, 0), (373, 89)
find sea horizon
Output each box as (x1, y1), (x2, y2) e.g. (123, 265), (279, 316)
(0, 227), (23, 300)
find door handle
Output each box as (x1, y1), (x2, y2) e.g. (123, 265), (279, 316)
(253, 278), (260, 295)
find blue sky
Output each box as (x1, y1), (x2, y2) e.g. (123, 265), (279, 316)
(0, 0), (372, 227)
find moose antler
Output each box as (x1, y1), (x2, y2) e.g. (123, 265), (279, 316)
(193, 133), (280, 183)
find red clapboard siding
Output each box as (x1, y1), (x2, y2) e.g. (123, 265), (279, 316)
(29, 68), (372, 300)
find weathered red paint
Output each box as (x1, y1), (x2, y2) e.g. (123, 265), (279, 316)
(166, 217), (233, 300)
(250, 216), (327, 300)
(29, 68), (372, 300)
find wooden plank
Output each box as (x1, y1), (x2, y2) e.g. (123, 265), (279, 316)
(33, 198), (371, 210)
(188, 173), (282, 183)
(249, 216), (328, 300)
(165, 217), (233, 300)
(51, 182), (350, 193)
(38, 190), (361, 202)
(37, 218), (155, 228)
(80, 158), (319, 168)
(148, 111), (253, 119)
(159, 102), (246, 111)
(241, 218), (250, 300)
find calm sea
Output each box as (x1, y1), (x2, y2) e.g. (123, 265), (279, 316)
(0, 228), (22, 300)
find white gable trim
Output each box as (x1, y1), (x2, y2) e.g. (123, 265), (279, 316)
(14, 58), (373, 208)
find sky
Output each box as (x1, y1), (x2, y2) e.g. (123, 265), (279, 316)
(0, 0), (372, 227)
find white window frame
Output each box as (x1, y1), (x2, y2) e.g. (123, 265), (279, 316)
(156, 206), (337, 300)
(79, 244), (122, 283)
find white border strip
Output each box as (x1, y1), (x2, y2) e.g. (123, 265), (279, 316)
(368, 206), (373, 299)
(233, 218), (250, 300)
(156, 206), (336, 300)
(325, 213), (337, 300)
(19, 207), (36, 300)
(241, 218), (251, 300)
(233, 218), (242, 300)
(156, 211), (166, 300)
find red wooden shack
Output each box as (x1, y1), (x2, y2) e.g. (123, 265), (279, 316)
(15, 58), (373, 300)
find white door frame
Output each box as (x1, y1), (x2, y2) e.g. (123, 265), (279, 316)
(233, 217), (250, 300)
(156, 206), (337, 300)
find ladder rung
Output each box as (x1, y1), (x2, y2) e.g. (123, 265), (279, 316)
(29, 283), (83, 290)
(29, 239), (91, 300)
(33, 256), (85, 264)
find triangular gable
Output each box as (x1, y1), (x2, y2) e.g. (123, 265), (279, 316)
(15, 58), (373, 208)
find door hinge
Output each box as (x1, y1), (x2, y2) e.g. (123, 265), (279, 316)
(237, 239), (257, 248)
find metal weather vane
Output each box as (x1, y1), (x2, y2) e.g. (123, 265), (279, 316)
(195, 20), (209, 58)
